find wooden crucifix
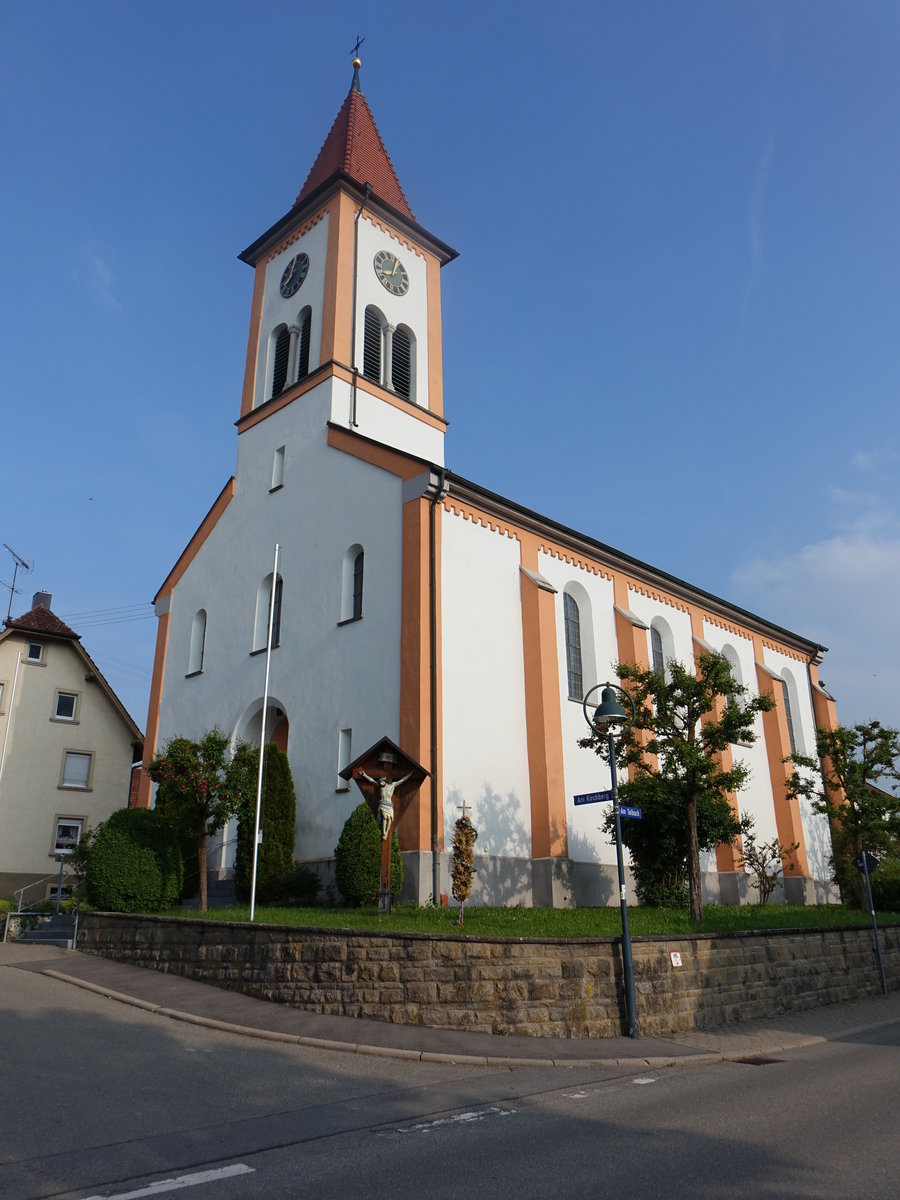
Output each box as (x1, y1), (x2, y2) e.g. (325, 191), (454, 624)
(339, 737), (429, 914)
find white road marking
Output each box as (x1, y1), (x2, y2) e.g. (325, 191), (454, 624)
(393, 1106), (516, 1133)
(632, 1077), (658, 1085)
(83, 1163), (255, 1199)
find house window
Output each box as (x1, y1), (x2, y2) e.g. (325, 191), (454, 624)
(188, 609), (207, 675)
(271, 445), (285, 491)
(650, 626), (664, 676)
(0, 681), (4, 710)
(253, 574), (283, 651)
(55, 692), (78, 721)
(61, 751), (92, 790)
(270, 325), (290, 399)
(780, 677), (798, 755)
(295, 307), (311, 382)
(27, 642), (43, 663)
(53, 817), (84, 855)
(563, 591), (583, 701)
(339, 544), (364, 623)
(363, 305), (383, 384)
(337, 728), (352, 791)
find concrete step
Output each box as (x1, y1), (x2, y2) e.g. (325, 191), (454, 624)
(18, 914), (76, 949)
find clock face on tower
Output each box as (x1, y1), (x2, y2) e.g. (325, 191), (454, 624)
(373, 249), (409, 296)
(279, 252), (310, 298)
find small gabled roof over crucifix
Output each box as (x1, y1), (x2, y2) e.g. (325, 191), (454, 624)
(339, 735), (429, 790)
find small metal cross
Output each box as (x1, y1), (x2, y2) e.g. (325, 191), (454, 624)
(350, 35), (366, 59)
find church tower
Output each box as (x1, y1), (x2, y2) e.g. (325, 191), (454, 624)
(235, 56), (457, 464)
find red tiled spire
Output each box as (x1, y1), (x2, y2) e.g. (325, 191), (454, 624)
(5, 603), (79, 640)
(294, 65), (415, 220)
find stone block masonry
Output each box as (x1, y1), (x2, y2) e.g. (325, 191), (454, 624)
(78, 914), (898, 1039)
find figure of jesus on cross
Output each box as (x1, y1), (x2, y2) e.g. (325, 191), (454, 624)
(357, 770), (413, 839)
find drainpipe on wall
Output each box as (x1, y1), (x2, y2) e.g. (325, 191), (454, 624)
(429, 468), (449, 906)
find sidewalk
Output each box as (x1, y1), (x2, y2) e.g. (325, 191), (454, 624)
(4, 942), (898, 1069)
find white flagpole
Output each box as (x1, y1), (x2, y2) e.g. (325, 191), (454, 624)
(250, 543), (280, 923)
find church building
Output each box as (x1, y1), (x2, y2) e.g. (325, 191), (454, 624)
(141, 60), (840, 908)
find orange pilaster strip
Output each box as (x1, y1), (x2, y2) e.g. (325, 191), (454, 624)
(137, 609), (170, 807)
(519, 534), (567, 859)
(425, 252), (444, 419)
(399, 495), (439, 852)
(239, 264), (267, 420)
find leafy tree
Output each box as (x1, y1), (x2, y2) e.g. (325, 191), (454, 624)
(145, 729), (257, 912)
(334, 802), (402, 906)
(582, 653), (773, 921)
(234, 742), (297, 901)
(786, 721), (900, 907)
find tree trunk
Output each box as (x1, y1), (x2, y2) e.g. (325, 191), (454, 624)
(687, 794), (702, 922)
(197, 830), (208, 913)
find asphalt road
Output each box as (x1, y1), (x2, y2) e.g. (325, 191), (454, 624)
(2, 961), (898, 1200)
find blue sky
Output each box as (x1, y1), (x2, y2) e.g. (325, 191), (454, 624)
(2, 1), (898, 733)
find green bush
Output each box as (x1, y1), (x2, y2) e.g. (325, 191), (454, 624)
(334, 802), (402, 905)
(268, 863), (323, 906)
(234, 744), (297, 901)
(871, 855), (900, 912)
(85, 807), (183, 912)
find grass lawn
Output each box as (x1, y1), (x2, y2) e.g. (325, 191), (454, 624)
(166, 902), (900, 939)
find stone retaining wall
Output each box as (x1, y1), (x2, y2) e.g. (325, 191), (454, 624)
(78, 914), (899, 1038)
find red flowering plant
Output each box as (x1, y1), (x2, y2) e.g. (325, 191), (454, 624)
(145, 728), (257, 911)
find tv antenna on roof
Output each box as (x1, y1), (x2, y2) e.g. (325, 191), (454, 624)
(2, 545), (33, 621)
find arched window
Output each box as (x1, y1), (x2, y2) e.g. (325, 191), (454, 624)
(720, 644), (742, 709)
(563, 591), (583, 701)
(188, 609), (207, 675)
(269, 325), (290, 399)
(392, 325), (415, 401)
(363, 306), (383, 385)
(780, 674), (799, 755)
(340, 544), (364, 623)
(253, 573), (283, 651)
(650, 625), (665, 676)
(295, 306), (311, 382)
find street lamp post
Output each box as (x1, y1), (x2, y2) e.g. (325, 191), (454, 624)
(582, 682), (639, 1039)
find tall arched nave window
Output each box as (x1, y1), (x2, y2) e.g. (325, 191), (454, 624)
(563, 591), (583, 701)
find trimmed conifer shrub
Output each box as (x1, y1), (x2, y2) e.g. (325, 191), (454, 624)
(334, 802), (402, 905)
(85, 807), (183, 912)
(234, 743), (297, 901)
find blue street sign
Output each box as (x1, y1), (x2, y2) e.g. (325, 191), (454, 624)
(573, 790), (614, 806)
(619, 805), (642, 820)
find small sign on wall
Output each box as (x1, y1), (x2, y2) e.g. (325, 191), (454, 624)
(670, 951), (683, 967)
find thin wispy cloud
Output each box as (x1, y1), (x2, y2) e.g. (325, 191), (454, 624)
(851, 447), (899, 473)
(732, 516), (900, 729)
(74, 246), (122, 310)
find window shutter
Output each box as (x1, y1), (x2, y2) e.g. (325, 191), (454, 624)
(363, 308), (382, 383)
(392, 327), (411, 399)
(297, 310), (311, 381)
(271, 327), (290, 397)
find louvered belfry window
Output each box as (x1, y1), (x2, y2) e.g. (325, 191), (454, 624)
(271, 327), (290, 398)
(352, 550), (364, 619)
(297, 309), (311, 382)
(363, 307), (382, 384)
(392, 327), (411, 400)
(564, 592), (583, 701)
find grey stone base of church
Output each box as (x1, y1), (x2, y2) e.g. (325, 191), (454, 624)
(299, 852), (839, 909)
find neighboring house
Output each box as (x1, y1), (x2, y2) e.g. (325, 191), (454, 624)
(0, 591), (143, 902)
(140, 60), (841, 907)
